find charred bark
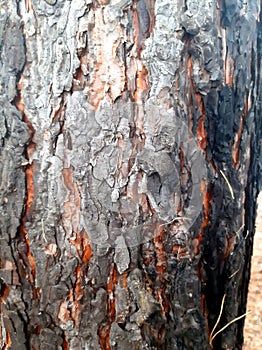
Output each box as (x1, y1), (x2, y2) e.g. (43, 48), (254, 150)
(0, 1), (261, 349)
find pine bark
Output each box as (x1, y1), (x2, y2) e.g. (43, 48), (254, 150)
(0, 1), (261, 349)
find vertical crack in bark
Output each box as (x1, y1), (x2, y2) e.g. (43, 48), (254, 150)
(134, 64), (149, 104)
(12, 76), (38, 346)
(195, 93), (207, 154)
(68, 276), (82, 329)
(225, 55), (234, 88)
(98, 263), (117, 349)
(232, 97), (246, 168)
(62, 331), (70, 350)
(98, 323), (111, 350)
(198, 180), (212, 251)
(15, 79), (37, 285)
(133, 0), (152, 103)
(4, 331), (11, 350)
(153, 224), (171, 332)
(185, 41), (211, 260)
(61, 165), (91, 330)
(25, 0), (33, 13)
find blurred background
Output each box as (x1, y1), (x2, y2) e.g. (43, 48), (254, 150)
(244, 191), (262, 349)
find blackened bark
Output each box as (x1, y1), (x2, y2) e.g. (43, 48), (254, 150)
(0, 1), (261, 349)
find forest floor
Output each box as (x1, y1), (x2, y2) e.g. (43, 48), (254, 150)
(243, 192), (262, 349)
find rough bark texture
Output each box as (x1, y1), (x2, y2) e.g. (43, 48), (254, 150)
(0, 0), (261, 349)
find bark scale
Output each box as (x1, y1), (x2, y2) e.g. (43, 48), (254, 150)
(0, 1), (261, 349)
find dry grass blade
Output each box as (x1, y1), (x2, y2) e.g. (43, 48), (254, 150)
(210, 311), (251, 347)
(41, 218), (47, 243)
(209, 294), (226, 348)
(220, 170), (235, 199)
(228, 268), (240, 279)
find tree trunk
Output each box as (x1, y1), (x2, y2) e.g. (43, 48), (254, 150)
(0, 0), (261, 349)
